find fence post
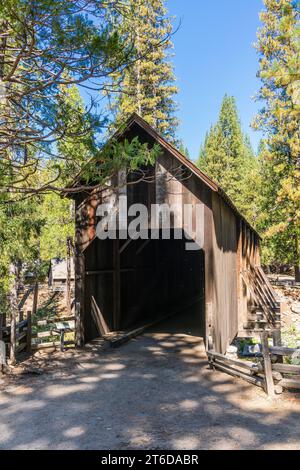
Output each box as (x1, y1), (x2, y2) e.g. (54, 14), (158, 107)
(0, 313), (3, 342)
(272, 329), (283, 364)
(75, 301), (82, 347)
(10, 309), (16, 366)
(26, 310), (32, 354)
(66, 237), (72, 315)
(32, 282), (39, 319)
(19, 309), (23, 322)
(261, 331), (275, 397)
(0, 314), (4, 373)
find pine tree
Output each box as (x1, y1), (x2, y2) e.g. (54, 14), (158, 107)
(197, 95), (260, 224)
(0, 0), (146, 195)
(254, 0), (300, 279)
(179, 143), (190, 159)
(105, 0), (178, 142)
(0, 193), (44, 314)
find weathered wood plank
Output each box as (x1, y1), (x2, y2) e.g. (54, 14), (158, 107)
(32, 340), (74, 351)
(32, 330), (60, 339)
(279, 378), (300, 390)
(36, 316), (75, 326)
(10, 308), (16, 365)
(26, 310), (32, 354)
(272, 363), (300, 374)
(207, 351), (260, 373)
(32, 282), (39, 320)
(66, 236), (72, 315)
(211, 361), (265, 389)
(261, 332), (275, 397)
(113, 238), (121, 331)
(91, 295), (110, 336)
(270, 346), (300, 357)
(110, 311), (180, 348)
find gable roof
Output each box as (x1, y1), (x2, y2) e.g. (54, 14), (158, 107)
(69, 112), (260, 238)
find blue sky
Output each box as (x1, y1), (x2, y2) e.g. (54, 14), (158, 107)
(166, 0), (264, 158)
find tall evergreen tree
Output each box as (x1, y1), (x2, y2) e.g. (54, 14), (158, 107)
(105, 0), (178, 142)
(197, 95), (260, 224)
(254, 0), (300, 279)
(179, 143), (190, 159)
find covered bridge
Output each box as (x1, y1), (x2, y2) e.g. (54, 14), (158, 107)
(70, 114), (281, 354)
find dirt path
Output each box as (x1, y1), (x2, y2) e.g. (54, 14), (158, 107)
(1, 324), (300, 450)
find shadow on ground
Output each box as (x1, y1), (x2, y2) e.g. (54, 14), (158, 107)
(1, 311), (300, 450)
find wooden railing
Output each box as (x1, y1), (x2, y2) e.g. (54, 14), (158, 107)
(31, 316), (75, 351)
(241, 265), (281, 327)
(0, 313), (75, 366)
(0, 311), (32, 365)
(208, 331), (300, 397)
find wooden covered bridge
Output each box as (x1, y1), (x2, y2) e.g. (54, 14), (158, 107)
(70, 114), (281, 355)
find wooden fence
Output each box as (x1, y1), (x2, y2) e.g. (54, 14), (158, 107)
(208, 331), (300, 397)
(0, 311), (32, 365)
(31, 315), (75, 352)
(0, 313), (75, 365)
(0, 277), (77, 366)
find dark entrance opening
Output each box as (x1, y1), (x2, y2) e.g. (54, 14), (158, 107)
(84, 230), (205, 343)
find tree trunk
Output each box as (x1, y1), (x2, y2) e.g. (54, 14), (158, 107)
(295, 265), (300, 283)
(294, 235), (300, 282)
(66, 237), (72, 314)
(9, 263), (18, 365)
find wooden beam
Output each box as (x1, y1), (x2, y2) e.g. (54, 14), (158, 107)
(66, 236), (72, 315)
(32, 282), (39, 320)
(10, 308), (16, 365)
(32, 340), (74, 351)
(113, 238), (121, 331)
(207, 351), (260, 373)
(36, 315), (75, 326)
(109, 311), (178, 348)
(261, 331), (275, 397)
(74, 243), (85, 347)
(272, 363), (300, 374)
(269, 346), (300, 357)
(136, 239), (151, 256)
(119, 238), (133, 254)
(26, 310), (32, 354)
(211, 361), (265, 389)
(279, 378), (300, 390)
(91, 296), (110, 336)
(272, 329), (283, 364)
(86, 267), (152, 276)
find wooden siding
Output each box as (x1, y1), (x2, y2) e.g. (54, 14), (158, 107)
(237, 220), (261, 329)
(211, 193), (238, 353)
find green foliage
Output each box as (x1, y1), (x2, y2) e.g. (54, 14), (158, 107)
(179, 143), (190, 159)
(39, 194), (74, 261)
(0, 194), (44, 312)
(254, 0), (300, 272)
(197, 95), (260, 225)
(104, 0), (178, 143)
(0, 0), (136, 193)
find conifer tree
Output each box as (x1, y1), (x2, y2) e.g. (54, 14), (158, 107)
(179, 143), (190, 159)
(0, 0), (152, 196)
(254, 0), (300, 279)
(105, 0), (178, 142)
(197, 95), (260, 224)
